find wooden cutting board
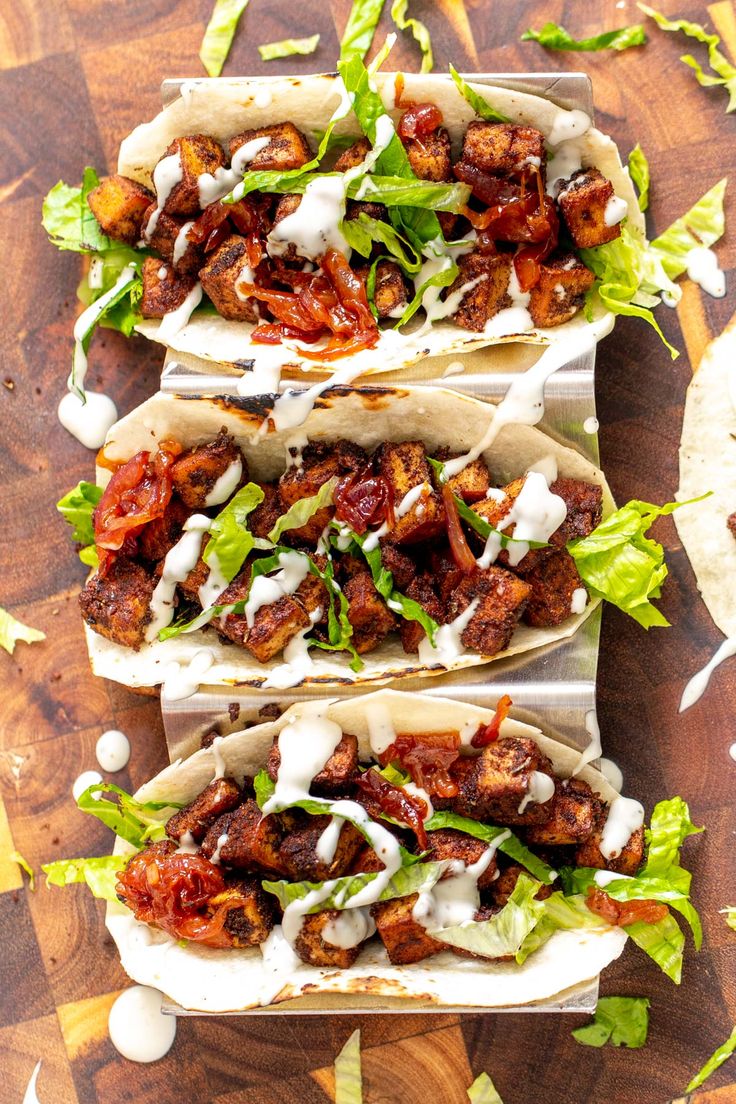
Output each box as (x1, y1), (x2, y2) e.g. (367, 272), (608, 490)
(1, 1), (735, 1101)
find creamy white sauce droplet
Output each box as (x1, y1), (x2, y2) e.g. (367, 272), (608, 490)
(73, 770), (103, 801)
(573, 708), (602, 776)
(583, 416), (599, 434)
(58, 391), (118, 450)
(108, 985), (177, 1062)
(204, 458), (243, 507)
(679, 637), (736, 712)
(570, 586), (588, 615)
(686, 246), (726, 298)
(95, 729), (130, 772)
(161, 648), (214, 701)
(600, 796), (644, 860)
(21, 1060), (42, 1104)
(157, 281), (203, 341)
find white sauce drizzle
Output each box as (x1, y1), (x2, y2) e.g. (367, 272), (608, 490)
(73, 770), (103, 801)
(197, 549), (229, 609)
(362, 520), (389, 552)
(161, 648), (214, 701)
(157, 281), (203, 341)
(404, 781), (434, 821)
(570, 587), (588, 615)
(210, 832), (229, 865)
(22, 1060), (42, 1104)
(95, 729), (130, 772)
(262, 607), (322, 689)
(70, 264), (137, 396)
(600, 757), (624, 792)
(685, 246), (726, 298)
(197, 136), (271, 206)
(322, 907), (376, 948)
(157, 265), (168, 280)
(395, 483), (429, 518)
(316, 815), (345, 865)
(176, 830), (199, 855)
(204, 458), (243, 506)
(600, 796), (644, 860)
(211, 735), (226, 779)
(547, 109), (591, 148)
(88, 257), (104, 289)
(517, 771), (555, 814)
(144, 153), (183, 240)
(146, 514), (211, 641)
(573, 709), (602, 776)
(414, 836), (509, 931)
(245, 551), (310, 627)
(173, 220), (194, 266)
(583, 416), (599, 434)
(679, 637), (736, 711)
(365, 700), (397, 756)
(418, 598), (480, 666)
(603, 195), (628, 228)
(476, 471), (567, 569)
(268, 175), (350, 262)
(108, 985), (177, 1063)
(546, 138), (585, 196)
(58, 390), (118, 450)
(269, 361), (364, 432)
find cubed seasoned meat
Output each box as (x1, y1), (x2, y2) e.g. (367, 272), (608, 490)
(350, 844), (388, 874)
(270, 193), (302, 263)
(228, 123), (312, 173)
(138, 497), (190, 563)
(525, 778), (597, 846)
(548, 478), (602, 545)
(375, 441), (445, 545)
(79, 558), (155, 650)
(171, 430), (246, 509)
(372, 895), (445, 964)
(279, 440), (367, 544)
(529, 252), (595, 328)
(425, 828), (498, 888)
(461, 121), (546, 178)
(249, 484), (283, 541)
(557, 168), (623, 249)
(294, 910), (364, 968)
(141, 207), (203, 276)
(334, 138), (371, 173)
(429, 546), (464, 604)
(159, 134), (226, 217)
(575, 804), (645, 877)
(202, 799), (286, 875)
(446, 567), (531, 656)
(373, 260), (408, 319)
(166, 778), (242, 843)
(178, 554), (209, 604)
(521, 549), (587, 628)
(435, 449), (491, 503)
(399, 574), (444, 654)
(346, 199), (387, 223)
(455, 736), (555, 823)
(343, 571), (396, 654)
(449, 250), (512, 332)
(243, 596), (311, 662)
(489, 864), (553, 908)
(404, 127), (452, 182)
(199, 235), (259, 323)
(140, 257), (197, 318)
(214, 569), (251, 645)
(379, 541), (417, 591)
(268, 731), (359, 797)
(87, 174), (154, 245)
(294, 573), (328, 620)
(279, 818), (364, 881)
(214, 878), (275, 947)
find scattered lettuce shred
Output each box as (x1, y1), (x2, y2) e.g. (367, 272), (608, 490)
(335, 1029), (363, 1104)
(639, 4), (736, 112)
(721, 906), (736, 931)
(57, 481), (102, 567)
(467, 1072), (504, 1104)
(203, 482), (265, 582)
(340, 0), (386, 62)
(449, 65), (509, 122)
(10, 850), (35, 890)
(268, 478), (337, 543)
(263, 859), (447, 911)
(567, 496), (710, 628)
(649, 178), (727, 280)
(258, 35), (320, 61)
(0, 608), (45, 655)
(628, 144), (650, 211)
(42, 167), (111, 253)
(200, 0), (251, 77)
(522, 21), (646, 52)
(391, 0), (433, 72)
(75, 782), (180, 849)
(572, 996), (650, 1048)
(43, 854), (127, 903)
(424, 810), (555, 885)
(686, 1026), (736, 1093)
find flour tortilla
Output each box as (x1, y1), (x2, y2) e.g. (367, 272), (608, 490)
(106, 689), (627, 1012)
(87, 385), (614, 691)
(676, 319), (736, 637)
(119, 72), (641, 377)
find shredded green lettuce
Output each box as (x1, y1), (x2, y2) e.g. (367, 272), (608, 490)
(395, 251), (458, 327)
(268, 479), (337, 543)
(203, 482), (265, 582)
(43, 854), (127, 903)
(57, 481), (102, 566)
(516, 891), (607, 965)
(342, 212), (422, 271)
(649, 178), (727, 280)
(572, 996), (650, 1048)
(721, 906), (736, 931)
(628, 144), (650, 211)
(467, 1072), (504, 1104)
(0, 608), (45, 655)
(567, 496), (710, 628)
(200, 0), (250, 77)
(335, 1029), (363, 1104)
(42, 167), (110, 253)
(449, 65), (509, 123)
(263, 859), (446, 911)
(522, 21), (646, 52)
(340, 0), (387, 61)
(686, 1026), (736, 1092)
(639, 4), (736, 112)
(75, 783), (179, 850)
(391, 0), (432, 72)
(430, 873), (545, 957)
(304, 550), (363, 673)
(424, 810), (555, 885)
(258, 34), (320, 61)
(10, 850), (35, 890)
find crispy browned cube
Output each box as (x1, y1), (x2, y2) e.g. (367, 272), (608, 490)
(373, 260), (408, 319)
(375, 441), (445, 545)
(404, 127), (452, 182)
(87, 174), (154, 245)
(575, 804), (645, 876)
(461, 121), (546, 178)
(490, 865), (553, 908)
(456, 736), (554, 823)
(79, 558), (155, 650)
(270, 193), (302, 262)
(166, 778), (242, 843)
(140, 256), (198, 318)
(426, 828), (498, 888)
(244, 595), (311, 662)
(142, 206), (204, 276)
(294, 910), (364, 968)
(138, 496), (190, 563)
(529, 252), (595, 328)
(212, 878), (275, 947)
(399, 574), (444, 654)
(557, 168), (622, 249)
(344, 571), (396, 654)
(171, 430), (246, 509)
(446, 567), (531, 657)
(215, 568), (251, 644)
(449, 250), (512, 332)
(372, 895), (445, 964)
(525, 778), (597, 846)
(379, 541), (416, 591)
(203, 799), (286, 875)
(268, 731), (359, 797)
(334, 138), (371, 172)
(521, 549), (587, 628)
(228, 123), (312, 172)
(158, 134), (226, 217)
(178, 554), (209, 604)
(429, 546), (464, 604)
(346, 199), (387, 223)
(294, 573), (328, 620)
(435, 448), (491, 503)
(548, 478), (603, 545)
(249, 484), (283, 540)
(351, 844), (388, 874)
(199, 235), (259, 323)
(279, 440), (366, 544)
(279, 818), (363, 881)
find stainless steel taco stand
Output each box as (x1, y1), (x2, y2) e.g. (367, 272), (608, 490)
(156, 73), (607, 1015)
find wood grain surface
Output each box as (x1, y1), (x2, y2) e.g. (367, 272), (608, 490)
(1, 1), (736, 1101)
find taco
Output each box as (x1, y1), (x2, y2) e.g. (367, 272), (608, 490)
(62, 385), (614, 692)
(44, 690), (699, 1012)
(51, 63), (642, 388)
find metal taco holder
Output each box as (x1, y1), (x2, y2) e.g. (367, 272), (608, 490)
(155, 74), (608, 1015)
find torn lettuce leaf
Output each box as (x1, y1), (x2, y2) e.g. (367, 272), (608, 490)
(258, 34), (320, 61)
(639, 4), (736, 112)
(567, 496), (710, 628)
(57, 480), (102, 567)
(43, 854), (127, 903)
(75, 783), (180, 850)
(10, 850), (35, 890)
(686, 1026), (736, 1093)
(42, 167), (111, 253)
(467, 1072), (504, 1104)
(268, 478), (337, 543)
(628, 144), (650, 211)
(430, 873), (545, 957)
(572, 996), (650, 1048)
(200, 0), (250, 77)
(341, 212), (421, 271)
(203, 482), (265, 582)
(522, 21), (646, 52)
(335, 1028), (363, 1104)
(263, 859), (447, 911)
(649, 178), (727, 280)
(304, 548), (363, 673)
(391, 0), (433, 72)
(721, 906), (736, 931)
(340, 0), (387, 61)
(424, 810), (555, 885)
(515, 891), (607, 965)
(449, 65), (510, 123)
(0, 607), (45, 655)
